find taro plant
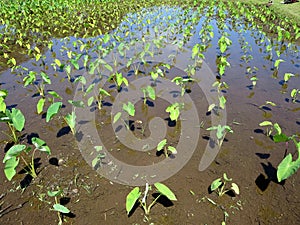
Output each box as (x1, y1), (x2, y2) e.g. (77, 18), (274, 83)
(259, 121), (288, 140)
(108, 72), (128, 92)
(171, 76), (195, 96)
(3, 137), (51, 180)
(0, 108), (25, 143)
(0, 89), (8, 113)
(210, 173), (240, 197)
(166, 102), (184, 122)
(156, 139), (177, 157)
(95, 87), (111, 110)
(290, 88), (300, 103)
(277, 137), (300, 182)
(206, 125), (233, 148)
(123, 101), (135, 117)
(23, 71), (51, 97)
(126, 182), (177, 217)
(141, 85), (156, 104)
(47, 189), (71, 225)
(63, 111), (76, 135)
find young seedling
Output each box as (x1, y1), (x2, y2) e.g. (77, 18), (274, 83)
(64, 111), (76, 135)
(156, 139), (177, 157)
(48, 189), (71, 225)
(95, 87), (111, 110)
(123, 101), (135, 117)
(210, 173), (240, 197)
(3, 137), (51, 180)
(166, 102), (184, 122)
(277, 137), (300, 182)
(23, 71), (51, 97)
(141, 85), (156, 104)
(108, 72), (128, 92)
(0, 108), (25, 143)
(126, 182), (177, 218)
(206, 125), (233, 148)
(0, 89), (8, 113)
(171, 76), (195, 96)
(291, 88), (300, 103)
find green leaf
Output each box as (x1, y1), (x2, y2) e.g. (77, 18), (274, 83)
(48, 91), (62, 100)
(123, 102), (135, 116)
(126, 187), (141, 215)
(223, 173), (232, 182)
(4, 157), (19, 181)
(3, 145), (26, 162)
(273, 133), (290, 143)
(46, 102), (62, 122)
(10, 108), (25, 131)
(47, 190), (63, 197)
(157, 139), (167, 151)
(32, 137), (51, 154)
(273, 123), (282, 135)
(53, 204), (70, 214)
(277, 154), (300, 182)
(55, 59), (61, 67)
(210, 178), (222, 191)
(154, 183), (177, 201)
(167, 146), (177, 154)
(71, 59), (79, 70)
(113, 112), (122, 124)
(146, 86), (155, 100)
(64, 112), (76, 131)
(37, 98), (45, 114)
(219, 96), (226, 109)
(259, 121), (273, 126)
(231, 183), (240, 195)
(68, 100), (85, 108)
(284, 73), (294, 82)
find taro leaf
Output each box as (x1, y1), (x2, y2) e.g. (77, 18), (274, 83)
(3, 145), (26, 163)
(154, 182), (177, 201)
(231, 183), (240, 195)
(277, 154), (300, 182)
(10, 108), (25, 131)
(37, 98), (45, 114)
(223, 173), (232, 182)
(99, 88), (110, 97)
(40, 71), (51, 84)
(53, 204), (70, 214)
(216, 125), (225, 140)
(87, 96), (94, 107)
(46, 102), (62, 122)
(146, 86), (155, 100)
(123, 102), (135, 116)
(157, 139), (167, 151)
(166, 103), (180, 121)
(210, 178), (222, 191)
(64, 112), (76, 131)
(4, 157), (19, 181)
(219, 96), (226, 109)
(273, 133), (290, 143)
(273, 123), (282, 135)
(126, 187), (141, 215)
(167, 146), (177, 154)
(47, 190), (63, 197)
(68, 100), (85, 108)
(113, 112), (122, 124)
(71, 59), (79, 70)
(48, 91), (62, 99)
(259, 121), (273, 126)
(284, 73), (294, 82)
(85, 83), (95, 96)
(32, 137), (51, 154)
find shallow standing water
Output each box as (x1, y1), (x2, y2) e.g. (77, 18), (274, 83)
(0, 2), (300, 225)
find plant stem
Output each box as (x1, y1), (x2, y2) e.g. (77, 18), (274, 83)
(145, 194), (162, 215)
(8, 123), (18, 143)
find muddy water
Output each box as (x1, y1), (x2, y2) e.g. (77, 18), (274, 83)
(1, 5), (300, 225)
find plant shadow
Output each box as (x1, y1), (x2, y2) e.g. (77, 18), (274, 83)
(57, 126), (71, 137)
(152, 193), (174, 207)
